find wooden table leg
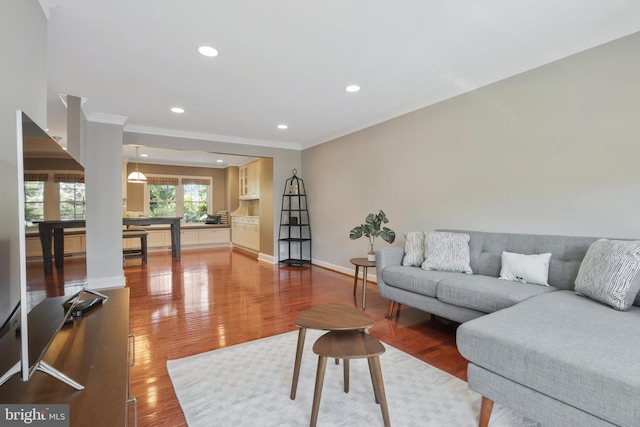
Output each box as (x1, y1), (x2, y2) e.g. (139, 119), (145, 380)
(479, 396), (494, 427)
(367, 357), (380, 404)
(352, 265), (359, 296)
(39, 223), (53, 274)
(370, 356), (390, 427)
(53, 228), (65, 268)
(362, 266), (368, 310)
(310, 356), (327, 427)
(290, 327), (307, 400)
(171, 222), (181, 260)
(343, 359), (349, 393)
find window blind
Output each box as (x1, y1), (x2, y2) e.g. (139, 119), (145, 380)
(24, 173), (49, 182)
(54, 173), (84, 183)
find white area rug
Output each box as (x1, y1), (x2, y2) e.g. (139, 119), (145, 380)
(167, 330), (541, 427)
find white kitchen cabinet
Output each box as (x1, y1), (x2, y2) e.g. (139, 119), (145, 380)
(180, 229), (200, 246)
(147, 230), (168, 248)
(25, 233), (86, 258)
(198, 228), (231, 245)
(239, 161), (260, 200)
(231, 216), (260, 251)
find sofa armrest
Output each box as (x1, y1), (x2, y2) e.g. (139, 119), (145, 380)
(375, 247), (405, 292)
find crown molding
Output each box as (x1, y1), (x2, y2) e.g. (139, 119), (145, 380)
(86, 112), (129, 126)
(124, 124), (301, 151)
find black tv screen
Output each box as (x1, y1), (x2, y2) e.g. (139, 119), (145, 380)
(0, 111), (89, 388)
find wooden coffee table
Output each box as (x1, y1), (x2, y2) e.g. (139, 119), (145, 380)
(310, 330), (390, 427)
(290, 303), (374, 400)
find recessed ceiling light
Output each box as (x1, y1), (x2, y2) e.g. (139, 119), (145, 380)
(277, 124), (288, 130)
(140, 153), (149, 157)
(198, 46), (219, 57)
(171, 107), (185, 113)
(345, 85), (361, 93)
(216, 159), (223, 163)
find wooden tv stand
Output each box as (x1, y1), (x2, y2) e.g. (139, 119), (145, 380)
(0, 288), (132, 426)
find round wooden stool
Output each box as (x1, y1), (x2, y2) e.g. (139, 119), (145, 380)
(309, 330), (390, 427)
(290, 303), (373, 400)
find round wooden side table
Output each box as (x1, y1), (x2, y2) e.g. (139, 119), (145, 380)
(290, 303), (373, 400)
(350, 257), (376, 310)
(310, 330), (390, 427)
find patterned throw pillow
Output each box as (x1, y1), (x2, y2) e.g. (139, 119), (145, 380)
(215, 210), (229, 225)
(402, 231), (426, 266)
(575, 239), (640, 311)
(421, 231), (473, 274)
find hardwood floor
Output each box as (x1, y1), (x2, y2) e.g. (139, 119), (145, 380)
(28, 247), (468, 426)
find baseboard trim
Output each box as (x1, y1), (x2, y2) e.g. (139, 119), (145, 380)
(258, 253), (275, 264)
(311, 259), (378, 283)
(88, 275), (126, 290)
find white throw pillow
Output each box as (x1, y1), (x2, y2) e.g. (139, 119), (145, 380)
(575, 239), (640, 311)
(499, 251), (552, 286)
(402, 231), (425, 267)
(421, 231), (472, 274)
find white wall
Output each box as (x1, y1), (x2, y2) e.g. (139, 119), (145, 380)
(303, 32), (640, 273)
(0, 1), (47, 319)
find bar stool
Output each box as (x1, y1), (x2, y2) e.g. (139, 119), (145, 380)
(122, 227), (148, 265)
(310, 330), (390, 427)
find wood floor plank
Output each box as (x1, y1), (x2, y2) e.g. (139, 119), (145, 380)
(28, 247), (468, 426)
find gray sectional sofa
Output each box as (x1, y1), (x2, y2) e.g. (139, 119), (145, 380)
(375, 230), (640, 427)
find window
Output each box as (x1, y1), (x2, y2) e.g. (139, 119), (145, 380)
(182, 178), (209, 223)
(56, 173), (86, 220)
(146, 175), (211, 222)
(24, 173), (48, 227)
(148, 177), (178, 218)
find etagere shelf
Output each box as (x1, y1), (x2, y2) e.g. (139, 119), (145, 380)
(278, 169), (311, 266)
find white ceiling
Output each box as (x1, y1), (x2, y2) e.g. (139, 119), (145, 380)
(42, 1), (640, 166)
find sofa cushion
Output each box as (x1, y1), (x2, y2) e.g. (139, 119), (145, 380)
(457, 291), (640, 427)
(574, 239), (640, 311)
(381, 266), (462, 298)
(402, 231), (425, 266)
(436, 274), (556, 313)
(440, 230), (599, 290)
(421, 231), (472, 274)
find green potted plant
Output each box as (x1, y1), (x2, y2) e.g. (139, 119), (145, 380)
(349, 210), (396, 261)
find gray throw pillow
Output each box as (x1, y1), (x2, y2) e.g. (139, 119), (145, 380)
(575, 239), (640, 311)
(402, 231), (426, 267)
(421, 231), (472, 274)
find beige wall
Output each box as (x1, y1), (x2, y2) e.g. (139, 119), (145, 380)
(302, 31), (640, 271)
(225, 166), (239, 214)
(258, 158), (274, 256)
(125, 163), (226, 214)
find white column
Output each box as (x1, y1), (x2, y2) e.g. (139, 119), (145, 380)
(84, 121), (126, 289)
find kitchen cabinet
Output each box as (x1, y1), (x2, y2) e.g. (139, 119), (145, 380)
(231, 216), (260, 251)
(239, 161), (260, 200)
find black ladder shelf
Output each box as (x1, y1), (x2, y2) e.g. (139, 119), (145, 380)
(278, 169), (311, 266)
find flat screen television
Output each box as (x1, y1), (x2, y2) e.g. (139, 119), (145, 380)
(0, 111), (104, 390)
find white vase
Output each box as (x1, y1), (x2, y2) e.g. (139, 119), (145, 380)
(367, 250), (375, 262)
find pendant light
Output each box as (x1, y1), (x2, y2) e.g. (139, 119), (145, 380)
(127, 145), (147, 184)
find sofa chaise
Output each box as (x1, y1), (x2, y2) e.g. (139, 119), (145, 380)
(375, 229), (640, 427)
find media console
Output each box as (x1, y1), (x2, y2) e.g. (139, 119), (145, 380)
(0, 288), (134, 426)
